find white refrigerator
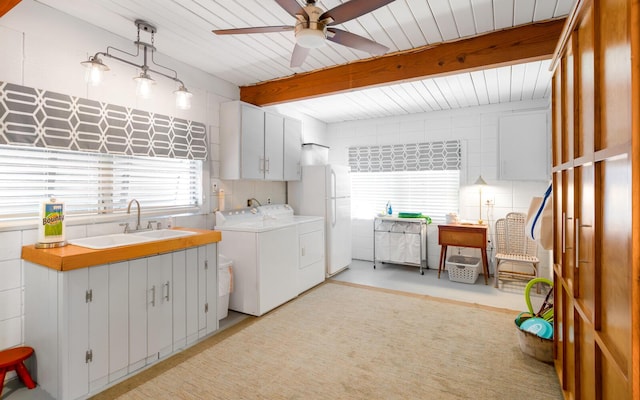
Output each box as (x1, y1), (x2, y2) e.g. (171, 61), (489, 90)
(288, 165), (352, 276)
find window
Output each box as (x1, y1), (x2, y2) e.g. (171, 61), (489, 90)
(0, 145), (202, 221)
(350, 170), (459, 222)
(348, 141), (461, 223)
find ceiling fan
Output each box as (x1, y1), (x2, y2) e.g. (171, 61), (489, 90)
(212, 0), (396, 67)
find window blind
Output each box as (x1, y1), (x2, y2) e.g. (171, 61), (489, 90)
(348, 140), (461, 222)
(350, 170), (460, 222)
(0, 145), (202, 220)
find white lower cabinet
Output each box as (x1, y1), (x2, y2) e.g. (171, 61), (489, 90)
(66, 264), (109, 399)
(24, 243), (218, 400)
(198, 245), (218, 337)
(297, 220), (325, 293)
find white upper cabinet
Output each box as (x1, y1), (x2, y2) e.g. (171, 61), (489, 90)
(284, 117), (302, 181)
(498, 111), (550, 181)
(264, 112), (285, 181)
(220, 101), (301, 181)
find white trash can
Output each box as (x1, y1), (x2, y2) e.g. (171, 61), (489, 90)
(218, 254), (233, 320)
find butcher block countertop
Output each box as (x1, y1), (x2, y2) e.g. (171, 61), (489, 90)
(21, 228), (222, 271)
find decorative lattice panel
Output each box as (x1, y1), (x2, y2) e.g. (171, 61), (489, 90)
(0, 81), (207, 160)
(348, 140), (461, 172)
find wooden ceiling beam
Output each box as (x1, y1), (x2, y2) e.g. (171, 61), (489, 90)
(0, 0), (22, 18)
(241, 18), (567, 106)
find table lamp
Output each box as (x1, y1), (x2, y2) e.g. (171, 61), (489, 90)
(474, 175), (487, 224)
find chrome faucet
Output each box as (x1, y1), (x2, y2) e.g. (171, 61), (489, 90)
(127, 199), (142, 231)
(248, 198), (262, 207)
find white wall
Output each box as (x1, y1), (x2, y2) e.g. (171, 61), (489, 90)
(325, 100), (552, 276)
(0, 0), (282, 357)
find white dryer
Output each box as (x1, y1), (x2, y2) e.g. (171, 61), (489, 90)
(215, 205), (324, 316)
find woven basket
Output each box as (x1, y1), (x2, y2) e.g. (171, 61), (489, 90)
(515, 317), (553, 363)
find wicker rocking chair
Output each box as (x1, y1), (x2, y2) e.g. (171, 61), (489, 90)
(494, 212), (539, 289)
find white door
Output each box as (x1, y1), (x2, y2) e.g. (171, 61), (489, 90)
(88, 265), (109, 391)
(257, 226), (298, 315)
(66, 268), (89, 400)
(330, 165), (351, 198)
(108, 261), (129, 383)
(66, 264), (109, 399)
(128, 258), (147, 372)
(241, 103), (265, 180)
(185, 248), (199, 344)
(327, 196), (352, 275)
(197, 245), (218, 337)
(147, 253), (173, 361)
(172, 250), (187, 350)
(264, 112), (284, 181)
(283, 117), (302, 181)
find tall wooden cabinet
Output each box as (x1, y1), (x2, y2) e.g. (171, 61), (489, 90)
(550, 0), (639, 398)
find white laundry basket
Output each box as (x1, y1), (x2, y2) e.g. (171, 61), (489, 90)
(218, 254), (233, 320)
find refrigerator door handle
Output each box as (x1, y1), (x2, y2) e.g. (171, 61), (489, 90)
(331, 168), (336, 198)
(331, 169), (337, 226)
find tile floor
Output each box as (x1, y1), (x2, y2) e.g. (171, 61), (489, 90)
(4, 259), (548, 399)
(332, 259), (545, 312)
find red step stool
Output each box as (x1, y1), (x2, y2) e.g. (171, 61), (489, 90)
(0, 346), (36, 397)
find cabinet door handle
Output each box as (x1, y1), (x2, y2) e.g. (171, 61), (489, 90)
(575, 218), (579, 269)
(150, 285), (156, 307)
(259, 157), (264, 173)
(265, 157), (270, 173)
(301, 247), (306, 257)
(164, 281), (170, 301)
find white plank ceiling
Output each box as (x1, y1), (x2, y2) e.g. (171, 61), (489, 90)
(34, 0), (575, 123)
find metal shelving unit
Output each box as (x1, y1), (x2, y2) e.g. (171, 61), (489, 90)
(373, 216), (428, 275)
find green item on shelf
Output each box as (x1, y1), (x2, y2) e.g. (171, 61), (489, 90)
(398, 212), (432, 224)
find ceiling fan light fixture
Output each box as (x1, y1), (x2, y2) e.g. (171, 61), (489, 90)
(295, 28), (326, 48)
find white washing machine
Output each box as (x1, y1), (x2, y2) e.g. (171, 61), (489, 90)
(215, 205), (324, 316)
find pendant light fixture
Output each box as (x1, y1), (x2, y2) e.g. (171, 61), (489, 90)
(81, 20), (192, 110)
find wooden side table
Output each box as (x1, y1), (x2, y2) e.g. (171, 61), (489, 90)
(437, 224), (490, 285)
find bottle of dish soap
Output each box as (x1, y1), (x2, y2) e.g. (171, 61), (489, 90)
(386, 201), (392, 215)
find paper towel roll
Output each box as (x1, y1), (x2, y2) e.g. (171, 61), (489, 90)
(38, 197), (66, 245)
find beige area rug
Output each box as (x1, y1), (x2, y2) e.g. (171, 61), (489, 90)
(95, 281), (562, 400)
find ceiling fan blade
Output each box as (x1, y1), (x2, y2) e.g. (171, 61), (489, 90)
(275, 0), (307, 19)
(321, 0), (395, 25)
(290, 44), (310, 67)
(213, 26), (294, 35)
(327, 28), (389, 55)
